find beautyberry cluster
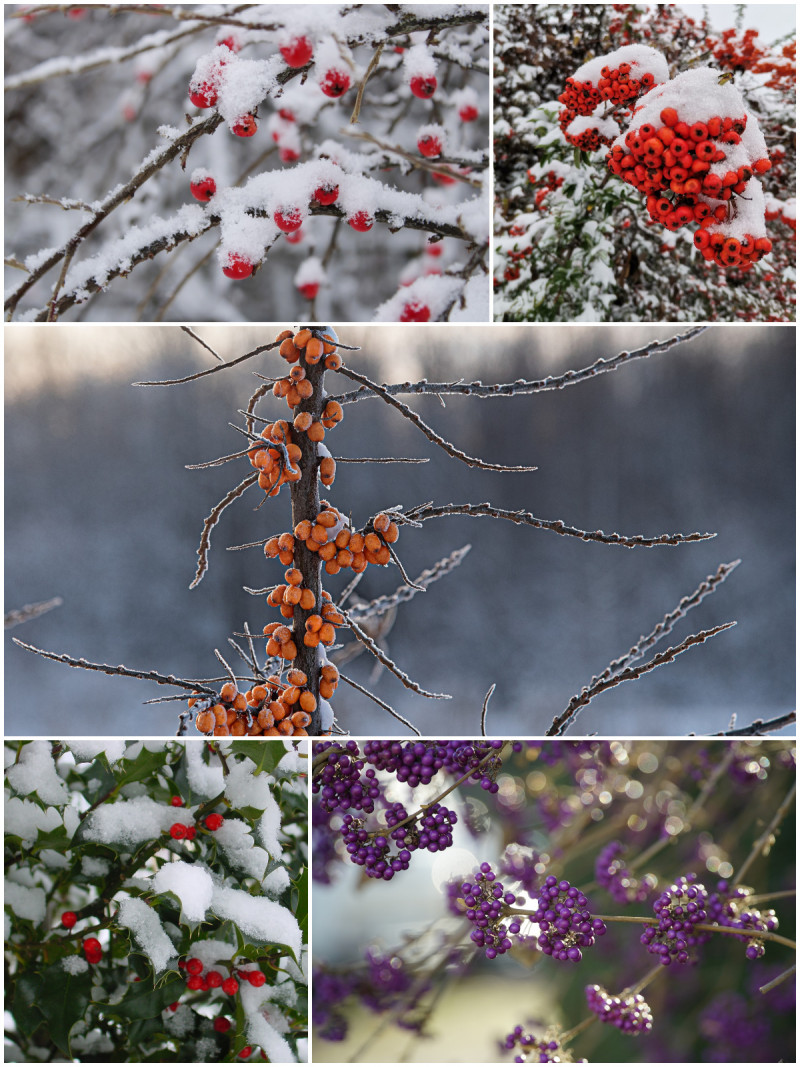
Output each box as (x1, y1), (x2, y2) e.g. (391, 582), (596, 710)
(595, 841), (650, 904)
(341, 800), (457, 881)
(503, 1028), (578, 1063)
(533, 876), (607, 962)
(460, 862), (520, 959)
(362, 740), (504, 793)
(641, 873), (709, 964)
(707, 881), (779, 960)
(585, 984), (653, 1034)
(312, 741), (380, 814)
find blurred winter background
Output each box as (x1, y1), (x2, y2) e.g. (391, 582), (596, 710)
(4, 4), (489, 323)
(4, 323), (795, 736)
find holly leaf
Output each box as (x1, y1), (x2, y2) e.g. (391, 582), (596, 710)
(292, 867), (309, 941)
(105, 972), (186, 1021)
(10, 971), (46, 1036)
(228, 741), (285, 776)
(36, 962), (93, 1057)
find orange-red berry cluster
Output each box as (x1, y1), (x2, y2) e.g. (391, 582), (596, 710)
(608, 107), (772, 270)
(191, 673), (337, 737)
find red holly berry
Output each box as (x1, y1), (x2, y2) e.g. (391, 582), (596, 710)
(221, 976), (240, 996)
(222, 254), (254, 280)
(186, 958), (203, 975)
(169, 823), (187, 840)
(170, 796), (184, 807)
(167, 1002), (180, 1012)
(319, 69), (351, 98)
(206, 970), (223, 988)
(298, 282), (319, 300)
(214, 1017), (232, 1033)
(83, 937), (101, 957)
(62, 911), (77, 929)
(189, 177), (216, 203)
(205, 813), (224, 831)
(459, 104), (479, 122)
(184, 826), (197, 841)
(186, 975), (204, 991)
(232, 114), (257, 137)
(247, 970), (266, 987)
(239, 1049), (252, 1060)
(284, 228), (303, 244)
(313, 183), (339, 206)
(410, 75), (437, 99)
(400, 301), (430, 322)
(418, 133), (442, 158)
(274, 208), (304, 233)
(348, 211), (373, 232)
(280, 36), (313, 68)
(189, 82), (217, 109)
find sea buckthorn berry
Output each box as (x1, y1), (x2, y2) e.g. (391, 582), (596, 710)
(283, 585), (302, 606)
(294, 519), (312, 540)
(277, 533), (295, 553)
(289, 365), (306, 382)
(293, 329), (312, 348)
(274, 330), (293, 343)
(373, 513), (390, 533)
(280, 36), (312, 68)
(306, 337), (324, 362)
(291, 711), (312, 729)
(299, 690), (317, 712)
(220, 682), (237, 703)
(285, 567), (303, 586)
(307, 421), (325, 442)
(196, 710), (214, 733)
(205, 814), (225, 831)
(384, 521), (399, 543)
(279, 338), (300, 362)
(324, 352), (343, 370)
(287, 668), (308, 686)
(62, 911), (77, 929)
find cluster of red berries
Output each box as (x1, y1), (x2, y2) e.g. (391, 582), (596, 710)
(168, 812), (224, 839)
(61, 912), (104, 964)
(608, 104), (772, 269)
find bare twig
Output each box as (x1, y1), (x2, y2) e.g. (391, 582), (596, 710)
(549, 622), (737, 735)
(5, 598), (63, 629)
(403, 501), (715, 548)
(349, 41), (384, 125)
(181, 325), (224, 362)
(135, 341), (277, 386)
(732, 781), (796, 888)
(186, 446), (255, 469)
(386, 544), (425, 591)
(336, 457), (429, 464)
(347, 544), (472, 622)
(480, 683), (496, 737)
(190, 473), (258, 589)
(335, 366), (537, 473)
(214, 648), (237, 685)
(338, 672), (421, 735)
(720, 711), (797, 736)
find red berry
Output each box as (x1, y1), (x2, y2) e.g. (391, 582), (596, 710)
(248, 970), (266, 987)
(426, 243), (443, 257)
(205, 813), (224, 831)
(274, 208), (304, 233)
(83, 937), (101, 956)
(400, 301), (430, 322)
(284, 228), (303, 244)
(170, 796), (184, 807)
(280, 36), (313, 68)
(189, 82), (217, 109)
(214, 1017), (232, 1033)
(218, 35), (239, 52)
(279, 147), (300, 163)
(319, 69), (351, 98)
(206, 970), (223, 988)
(169, 823), (187, 840)
(239, 1049), (252, 1060)
(279, 108), (295, 121)
(185, 826), (197, 841)
(186, 975), (204, 991)
(410, 75), (437, 99)
(459, 105), (479, 122)
(85, 949), (102, 965)
(417, 134), (442, 158)
(221, 976), (240, 996)
(190, 177), (216, 203)
(298, 282), (319, 300)
(348, 211), (373, 232)
(222, 254), (254, 280)
(168, 1002), (179, 1012)
(186, 958), (203, 975)
(232, 114), (257, 137)
(62, 911), (77, 929)
(313, 183), (339, 206)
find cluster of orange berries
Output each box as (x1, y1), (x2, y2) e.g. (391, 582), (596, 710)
(608, 106), (772, 270)
(191, 672), (338, 737)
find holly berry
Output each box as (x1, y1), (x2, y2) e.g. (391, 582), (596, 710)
(400, 301), (431, 322)
(189, 176), (216, 202)
(169, 823), (187, 839)
(186, 957), (203, 974)
(284, 228), (303, 244)
(184, 825), (197, 841)
(62, 911), (77, 929)
(221, 976), (240, 995)
(459, 104), (479, 122)
(313, 183), (339, 206)
(280, 36), (313, 68)
(274, 208), (304, 233)
(247, 970), (266, 987)
(222, 254), (254, 280)
(170, 796), (184, 807)
(232, 114), (257, 137)
(167, 1002), (179, 1012)
(410, 74), (437, 99)
(189, 82), (217, 109)
(186, 975), (204, 990)
(298, 282), (319, 300)
(205, 813), (225, 831)
(206, 970), (223, 988)
(348, 211), (373, 232)
(214, 1017), (232, 1033)
(83, 937), (102, 959)
(239, 1049), (252, 1060)
(319, 68), (351, 98)
(418, 133), (443, 158)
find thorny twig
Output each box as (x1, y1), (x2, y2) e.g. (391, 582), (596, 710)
(135, 342), (277, 386)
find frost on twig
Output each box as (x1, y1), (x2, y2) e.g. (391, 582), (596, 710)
(549, 622), (737, 736)
(720, 712), (797, 737)
(338, 672), (421, 736)
(347, 545), (472, 622)
(191, 473), (258, 590)
(480, 682), (496, 737)
(4, 597), (63, 630)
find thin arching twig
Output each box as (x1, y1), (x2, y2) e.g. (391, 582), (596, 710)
(191, 473), (258, 589)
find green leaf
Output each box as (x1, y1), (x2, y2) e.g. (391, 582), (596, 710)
(36, 962), (93, 1057)
(293, 867), (309, 942)
(10, 971), (46, 1036)
(119, 747), (169, 787)
(228, 741), (285, 776)
(105, 973), (186, 1022)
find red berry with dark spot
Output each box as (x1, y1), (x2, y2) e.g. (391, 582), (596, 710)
(274, 208), (304, 233)
(313, 184), (339, 206)
(232, 114), (257, 137)
(205, 813), (224, 831)
(400, 301), (431, 322)
(221, 976), (240, 996)
(62, 911), (77, 929)
(348, 211), (373, 232)
(418, 133), (442, 158)
(83, 937), (101, 956)
(189, 177), (216, 202)
(410, 75), (437, 99)
(319, 69), (351, 98)
(280, 36), (313, 68)
(222, 254), (254, 280)
(186, 958), (203, 974)
(169, 823), (187, 839)
(189, 82), (217, 109)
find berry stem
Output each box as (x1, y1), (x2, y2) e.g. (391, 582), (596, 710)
(731, 780), (796, 888)
(593, 914), (796, 950)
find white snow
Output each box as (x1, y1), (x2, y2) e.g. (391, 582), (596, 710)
(6, 741), (69, 804)
(185, 742), (224, 798)
(116, 896), (176, 973)
(152, 860), (214, 922)
(5, 878), (47, 923)
(225, 757), (273, 810)
(67, 741), (126, 764)
(214, 818), (270, 880)
(566, 114), (619, 138)
(573, 44), (669, 85)
(62, 955), (90, 975)
(5, 797), (63, 844)
(257, 790), (284, 860)
(211, 884), (301, 959)
(83, 796), (183, 847)
(404, 43), (437, 80)
(262, 867), (291, 896)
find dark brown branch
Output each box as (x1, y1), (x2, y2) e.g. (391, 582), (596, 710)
(190, 473), (258, 589)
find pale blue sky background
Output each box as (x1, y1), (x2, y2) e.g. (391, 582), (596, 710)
(682, 3), (795, 40)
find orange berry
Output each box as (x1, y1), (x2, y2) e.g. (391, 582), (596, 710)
(324, 353), (343, 370)
(264, 537), (281, 558)
(230, 719), (246, 736)
(317, 510), (338, 528)
(349, 533), (365, 554)
(233, 692), (248, 711)
(305, 614), (323, 632)
(319, 542), (336, 561)
(213, 704), (227, 725)
(277, 532), (295, 553)
(294, 412), (313, 432)
(296, 379), (314, 400)
(373, 513), (390, 533)
(285, 567), (303, 586)
(384, 522), (399, 543)
(299, 690), (316, 712)
(252, 685), (268, 702)
(289, 365), (306, 382)
(375, 544), (391, 565)
(283, 585), (302, 605)
(307, 421), (325, 442)
(282, 639), (298, 660)
(257, 707), (275, 729)
(213, 725), (231, 737)
(275, 329), (293, 343)
(319, 680), (335, 700)
(364, 532), (382, 553)
(336, 548), (353, 567)
(279, 339), (300, 362)
(287, 668), (308, 686)
(267, 586), (286, 606)
(299, 587), (316, 610)
(283, 686), (301, 705)
(196, 710), (214, 733)
(278, 549), (294, 566)
(291, 711), (312, 729)
(311, 524), (328, 544)
(286, 385), (301, 408)
(294, 519), (312, 540)
(294, 328), (312, 348)
(273, 378), (290, 398)
(325, 560), (341, 575)
(352, 552), (367, 572)
(303, 632), (320, 647)
(319, 622), (336, 645)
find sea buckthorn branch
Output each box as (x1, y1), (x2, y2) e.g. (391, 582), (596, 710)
(549, 622), (736, 736)
(333, 674), (421, 736)
(4, 597), (63, 630)
(190, 473), (259, 590)
(720, 711), (797, 736)
(329, 326), (709, 406)
(135, 341), (278, 386)
(346, 545), (473, 623)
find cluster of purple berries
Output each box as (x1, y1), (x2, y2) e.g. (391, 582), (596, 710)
(341, 801), (457, 881)
(361, 740), (505, 792)
(533, 876), (606, 962)
(641, 873), (709, 965)
(461, 862), (521, 959)
(312, 741), (380, 814)
(585, 984), (653, 1034)
(595, 841), (650, 904)
(707, 881), (778, 960)
(502, 1028), (576, 1063)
